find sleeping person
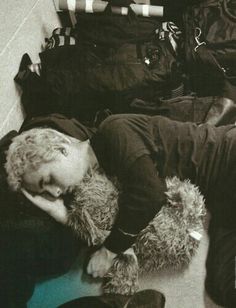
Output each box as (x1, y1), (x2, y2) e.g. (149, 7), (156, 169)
(5, 113), (236, 307)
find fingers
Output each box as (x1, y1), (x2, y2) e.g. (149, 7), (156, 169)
(87, 253), (97, 276)
(87, 252), (106, 278)
(86, 247), (117, 278)
(91, 271), (104, 278)
(87, 259), (107, 278)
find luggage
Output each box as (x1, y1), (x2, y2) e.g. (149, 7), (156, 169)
(38, 0), (184, 121)
(183, 0), (236, 97)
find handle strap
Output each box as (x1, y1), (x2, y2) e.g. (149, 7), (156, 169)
(196, 45), (225, 75)
(223, 0), (236, 22)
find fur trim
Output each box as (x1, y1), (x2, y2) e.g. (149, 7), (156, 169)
(134, 177), (206, 272)
(67, 173), (206, 294)
(103, 252), (139, 295)
(67, 171), (119, 245)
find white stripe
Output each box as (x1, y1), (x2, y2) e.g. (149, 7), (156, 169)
(70, 37), (76, 45)
(67, 0), (76, 11)
(35, 64), (41, 76)
(142, 4), (149, 17)
(59, 36), (65, 46)
(162, 22), (168, 32)
(169, 34), (177, 52)
(85, 0), (94, 13)
(121, 7), (128, 15)
(28, 64), (34, 73)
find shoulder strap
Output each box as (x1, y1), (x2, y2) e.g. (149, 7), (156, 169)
(196, 45), (225, 75)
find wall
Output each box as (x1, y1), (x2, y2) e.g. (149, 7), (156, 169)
(0, 0), (61, 138)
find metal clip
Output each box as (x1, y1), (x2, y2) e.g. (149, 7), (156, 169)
(194, 27), (206, 52)
(144, 57), (150, 66)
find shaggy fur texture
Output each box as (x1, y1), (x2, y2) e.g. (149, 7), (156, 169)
(67, 171), (119, 246)
(103, 252), (139, 294)
(67, 170), (206, 295)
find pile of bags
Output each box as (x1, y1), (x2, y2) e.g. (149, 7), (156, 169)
(17, 0), (236, 125)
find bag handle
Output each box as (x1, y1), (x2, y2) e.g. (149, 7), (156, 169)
(196, 45), (224, 75)
(223, 0), (236, 22)
(196, 44), (236, 101)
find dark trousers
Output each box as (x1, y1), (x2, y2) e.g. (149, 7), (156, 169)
(205, 222), (236, 307)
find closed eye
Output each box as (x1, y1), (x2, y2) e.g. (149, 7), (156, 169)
(39, 178), (44, 189)
(45, 175), (54, 186)
(39, 175), (53, 189)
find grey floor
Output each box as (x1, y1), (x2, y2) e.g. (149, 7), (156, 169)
(28, 228), (223, 308)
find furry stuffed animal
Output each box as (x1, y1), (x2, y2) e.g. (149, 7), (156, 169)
(67, 170), (206, 295)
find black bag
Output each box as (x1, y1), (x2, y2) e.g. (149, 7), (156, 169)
(39, 2), (184, 121)
(183, 0), (236, 98)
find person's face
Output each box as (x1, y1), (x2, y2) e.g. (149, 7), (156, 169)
(22, 140), (91, 198)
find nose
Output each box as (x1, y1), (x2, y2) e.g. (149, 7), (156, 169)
(44, 185), (62, 198)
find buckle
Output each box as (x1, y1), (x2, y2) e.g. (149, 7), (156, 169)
(194, 27), (206, 52)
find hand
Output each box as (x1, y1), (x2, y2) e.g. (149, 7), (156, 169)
(87, 246), (117, 278)
(21, 188), (68, 224)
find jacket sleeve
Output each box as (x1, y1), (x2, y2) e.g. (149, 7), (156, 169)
(91, 115), (167, 253)
(104, 154), (167, 253)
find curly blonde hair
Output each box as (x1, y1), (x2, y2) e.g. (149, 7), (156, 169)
(5, 128), (71, 191)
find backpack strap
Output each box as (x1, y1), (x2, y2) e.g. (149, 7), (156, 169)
(196, 43), (236, 101)
(196, 45), (225, 75)
(193, 25), (225, 76)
